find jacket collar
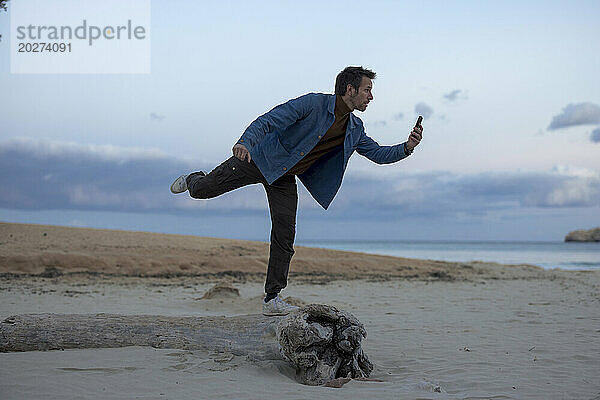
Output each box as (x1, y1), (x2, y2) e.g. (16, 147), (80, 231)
(348, 113), (357, 129)
(328, 94), (357, 129)
(327, 94), (336, 114)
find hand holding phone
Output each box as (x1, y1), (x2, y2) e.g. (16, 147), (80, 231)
(407, 116), (423, 153)
(413, 115), (423, 135)
(415, 115), (423, 129)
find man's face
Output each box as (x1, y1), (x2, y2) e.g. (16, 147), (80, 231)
(348, 77), (373, 112)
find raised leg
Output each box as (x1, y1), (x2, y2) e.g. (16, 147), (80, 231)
(187, 156), (263, 199)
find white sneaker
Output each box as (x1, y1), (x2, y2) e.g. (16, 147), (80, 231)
(262, 296), (299, 316)
(170, 175), (189, 194)
(171, 171), (206, 194)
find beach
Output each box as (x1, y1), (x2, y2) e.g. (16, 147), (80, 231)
(1, 222), (599, 399)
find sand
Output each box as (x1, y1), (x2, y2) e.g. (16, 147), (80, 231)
(1, 222), (600, 399)
(0, 222), (553, 281)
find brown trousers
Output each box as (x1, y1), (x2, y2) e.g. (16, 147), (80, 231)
(186, 156), (297, 294)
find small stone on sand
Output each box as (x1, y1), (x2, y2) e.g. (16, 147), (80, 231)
(323, 377), (352, 388)
(201, 282), (240, 299)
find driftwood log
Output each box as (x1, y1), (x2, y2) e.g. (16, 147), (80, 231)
(0, 304), (372, 386)
(277, 304), (373, 385)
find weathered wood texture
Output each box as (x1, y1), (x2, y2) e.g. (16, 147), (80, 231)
(0, 313), (282, 360)
(277, 304), (373, 385)
(0, 305), (372, 386)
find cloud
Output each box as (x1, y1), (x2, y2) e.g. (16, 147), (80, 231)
(591, 127), (600, 143)
(414, 102), (433, 119)
(366, 120), (387, 128)
(328, 165), (600, 218)
(150, 112), (165, 121)
(443, 89), (465, 102)
(4, 137), (166, 162)
(1, 139), (598, 221)
(393, 112), (404, 121)
(0, 138), (267, 214)
(552, 164), (599, 179)
(547, 102), (600, 130)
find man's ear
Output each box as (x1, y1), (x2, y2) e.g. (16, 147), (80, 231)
(346, 84), (354, 97)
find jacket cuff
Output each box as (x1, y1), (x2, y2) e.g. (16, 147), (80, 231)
(237, 137), (251, 148)
(403, 142), (413, 156)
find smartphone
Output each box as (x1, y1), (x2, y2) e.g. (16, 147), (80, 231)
(415, 116), (423, 128)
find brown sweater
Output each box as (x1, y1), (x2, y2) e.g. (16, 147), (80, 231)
(287, 95), (352, 175)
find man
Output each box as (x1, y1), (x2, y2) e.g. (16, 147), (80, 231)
(170, 66), (423, 316)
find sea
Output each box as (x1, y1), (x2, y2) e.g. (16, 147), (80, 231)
(295, 240), (600, 271)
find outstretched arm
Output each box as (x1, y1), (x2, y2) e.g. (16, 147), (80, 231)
(356, 123), (423, 163)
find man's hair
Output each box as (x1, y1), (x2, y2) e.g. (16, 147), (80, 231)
(335, 66), (376, 96)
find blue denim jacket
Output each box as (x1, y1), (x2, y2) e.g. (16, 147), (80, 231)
(238, 93), (409, 209)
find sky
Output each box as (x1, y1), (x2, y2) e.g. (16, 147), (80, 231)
(0, 0), (599, 241)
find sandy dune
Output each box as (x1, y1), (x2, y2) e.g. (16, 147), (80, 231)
(1, 222), (550, 282)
